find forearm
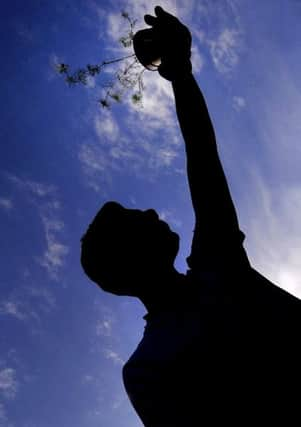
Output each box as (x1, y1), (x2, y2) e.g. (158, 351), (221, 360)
(172, 73), (240, 235)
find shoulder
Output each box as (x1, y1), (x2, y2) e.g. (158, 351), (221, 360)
(248, 268), (301, 308)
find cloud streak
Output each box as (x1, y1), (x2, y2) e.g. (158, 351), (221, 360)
(104, 349), (124, 366)
(243, 174), (301, 298)
(0, 302), (26, 321)
(38, 214), (69, 279)
(0, 198), (13, 211)
(0, 368), (18, 400)
(208, 28), (242, 74)
(5, 173), (68, 280)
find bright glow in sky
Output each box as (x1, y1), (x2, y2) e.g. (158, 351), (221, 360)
(1, 0), (301, 425)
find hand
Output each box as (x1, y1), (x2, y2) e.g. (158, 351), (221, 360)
(144, 6), (192, 81)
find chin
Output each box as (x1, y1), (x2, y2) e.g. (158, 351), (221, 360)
(169, 230), (180, 260)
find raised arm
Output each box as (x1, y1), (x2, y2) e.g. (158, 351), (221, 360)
(145, 7), (249, 272)
(172, 74), (240, 235)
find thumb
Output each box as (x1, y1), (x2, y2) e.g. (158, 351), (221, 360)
(155, 5), (178, 22)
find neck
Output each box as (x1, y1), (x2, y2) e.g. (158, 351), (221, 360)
(138, 267), (185, 313)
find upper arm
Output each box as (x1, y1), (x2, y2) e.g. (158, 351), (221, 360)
(186, 222), (250, 275)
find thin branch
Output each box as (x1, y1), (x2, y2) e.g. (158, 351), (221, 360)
(101, 53), (136, 66)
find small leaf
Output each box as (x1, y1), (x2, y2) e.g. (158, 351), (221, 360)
(57, 63), (69, 74)
(76, 69), (88, 84)
(65, 75), (77, 85)
(132, 93), (142, 104)
(121, 11), (129, 19)
(119, 36), (132, 48)
(87, 64), (101, 76)
(99, 99), (110, 108)
(110, 93), (122, 102)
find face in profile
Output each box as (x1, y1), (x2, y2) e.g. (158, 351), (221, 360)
(80, 202), (180, 296)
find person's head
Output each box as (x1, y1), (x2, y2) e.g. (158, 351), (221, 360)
(80, 201), (180, 296)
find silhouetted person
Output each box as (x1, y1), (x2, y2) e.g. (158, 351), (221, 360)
(81, 7), (300, 426)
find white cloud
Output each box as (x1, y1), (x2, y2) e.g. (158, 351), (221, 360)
(38, 233), (69, 279)
(107, 12), (127, 42)
(95, 113), (119, 142)
(131, 72), (174, 128)
(232, 96), (246, 111)
(96, 318), (113, 337)
(208, 28), (242, 74)
(0, 285), (56, 329)
(191, 46), (204, 74)
(0, 403), (11, 427)
(37, 207), (68, 280)
(79, 78), (180, 188)
(196, 0), (242, 30)
(0, 302), (26, 321)
(156, 148), (178, 167)
(79, 0), (246, 190)
(7, 174), (56, 198)
(0, 198), (13, 211)
(6, 174), (68, 279)
(0, 368), (18, 400)
(48, 52), (66, 81)
(158, 209), (182, 228)
(244, 176), (301, 298)
(104, 349), (124, 366)
(94, 304), (117, 338)
(79, 144), (107, 174)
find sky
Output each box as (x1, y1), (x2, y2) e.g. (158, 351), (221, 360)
(1, 0), (301, 425)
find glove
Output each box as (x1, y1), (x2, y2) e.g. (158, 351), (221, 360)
(144, 6), (192, 81)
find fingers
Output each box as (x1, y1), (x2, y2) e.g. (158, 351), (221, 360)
(155, 5), (178, 21)
(144, 6), (178, 26)
(154, 6), (165, 17)
(144, 14), (157, 26)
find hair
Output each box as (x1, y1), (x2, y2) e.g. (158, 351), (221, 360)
(80, 202), (133, 295)
(81, 201), (179, 296)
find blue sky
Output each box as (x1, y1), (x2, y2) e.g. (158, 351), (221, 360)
(1, 0), (301, 425)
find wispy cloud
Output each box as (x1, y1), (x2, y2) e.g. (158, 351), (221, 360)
(96, 318), (113, 337)
(38, 214), (69, 279)
(79, 85), (180, 189)
(0, 198), (13, 211)
(0, 368), (18, 400)
(47, 52), (66, 81)
(208, 28), (242, 74)
(7, 174), (56, 198)
(237, 39), (301, 300)
(0, 402), (12, 427)
(95, 112), (120, 142)
(243, 175), (301, 298)
(78, 0), (245, 191)
(158, 209), (182, 228)
(0, 284), (56, 327)
(128, 73), (174, 130)
(103, 349), (124, 366)
(232, 95), (246, 112)
(191, 46), (205, 74)
(0, 302), (26, 321)
(193, 0), (243, 74)
(5, 174), (68, 280)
